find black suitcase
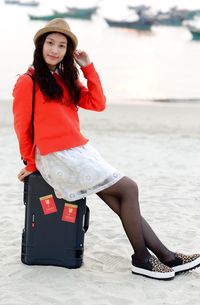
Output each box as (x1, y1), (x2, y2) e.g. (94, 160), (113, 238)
(21, 172), (89, 268)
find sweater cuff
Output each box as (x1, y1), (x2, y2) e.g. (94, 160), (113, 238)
(25, 163), (37, 172)
(81, 63), (95, 77)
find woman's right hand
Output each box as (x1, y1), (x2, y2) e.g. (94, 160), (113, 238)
(73, 49), (91, 67)
(17, 168), (33, 182)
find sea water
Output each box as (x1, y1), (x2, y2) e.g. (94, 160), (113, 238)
(1, 0), (200, 102)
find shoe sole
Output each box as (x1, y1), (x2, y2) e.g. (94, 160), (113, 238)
(132, 266), (175, 280)
(173, 256), (200, 274)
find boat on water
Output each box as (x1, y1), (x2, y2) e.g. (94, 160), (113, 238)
(170, 6), (200, 21)
(66, 6), (98, 15)
(29, 13), (55, 21)
(154, 11), (184, 26)
(29, 6), (97, 21)
(29, 12), (92, 21)
(187, 25), (200, 40)
(190, 28), (200, 40)
(18, 1), (39, 7)
(5, 0), (39, 5)
(52, 8), (96, 20)
(152, 6), (200, 27)
(4, 0), (19, 4)
(104, 17), (153, 31)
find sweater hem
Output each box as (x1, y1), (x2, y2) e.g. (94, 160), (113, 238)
(36, 138), (89, 155)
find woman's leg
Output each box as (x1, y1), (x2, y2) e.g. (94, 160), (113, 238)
(97, 176), (200, 276)
(98, 177), (148, 261)
(97, 176), (156, 261)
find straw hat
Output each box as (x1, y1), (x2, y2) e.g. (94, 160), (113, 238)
(33, 18), (78, 49)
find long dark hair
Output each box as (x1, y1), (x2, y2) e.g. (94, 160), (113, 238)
(32, 32), (80, 105)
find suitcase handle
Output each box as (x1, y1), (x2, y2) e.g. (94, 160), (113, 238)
(23, 176), (29, 205)
(23, 172), (38, 205)
(83, 206), (90, 232)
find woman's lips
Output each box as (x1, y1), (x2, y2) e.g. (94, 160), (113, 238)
(48, 55), (58, 60)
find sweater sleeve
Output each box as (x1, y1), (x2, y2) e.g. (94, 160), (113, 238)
(12, 74), (37, 172)
(77, 63), (106, 111)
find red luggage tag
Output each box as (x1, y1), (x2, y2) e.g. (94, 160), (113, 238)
(39, 194), (57, 215)
(62, 203), (78, 223)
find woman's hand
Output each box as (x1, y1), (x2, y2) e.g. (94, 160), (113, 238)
(17, 168), (33, 182)
(74, 49), (91, 67)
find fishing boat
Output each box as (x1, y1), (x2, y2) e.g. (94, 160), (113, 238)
(5, 0), (39, 5)
(28, 13), (55, 21)
(4, 0), (19, 4)
(29, 12), (92, 21)
(187, 25), (200, 40)
(66, 6), (98, 15)
(170, 7), (200, 21)
(29, 6), (97, 21)
(153, 11), (184, 26)
(18, 1), (39, 7)
(104, 17), (153, 31)
(52, 8), (96, 20)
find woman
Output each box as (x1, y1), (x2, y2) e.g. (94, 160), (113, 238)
(13, 18), (200, 280)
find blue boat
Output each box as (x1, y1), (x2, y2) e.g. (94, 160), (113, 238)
(29, 7), (96, 21)
(104, 17), (153, 31)
(5, 0), (39, 5)
(170, 7), (200, 21)
(154, 11), (184, 26)
(53, 8), (96, 20)
(187, 25), (200, 40)
(18, 1), (39, 7)
(4, 0), (19, 4)
(66, 6), (98, 15)
(29, 14), (56, 21)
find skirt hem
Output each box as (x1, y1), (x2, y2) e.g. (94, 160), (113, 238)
(56, 174), (125, 202)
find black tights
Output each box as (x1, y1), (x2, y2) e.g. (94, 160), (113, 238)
(97, 176), (175, 263)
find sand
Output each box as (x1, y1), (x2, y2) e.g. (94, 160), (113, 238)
(0, 99), (200, 305)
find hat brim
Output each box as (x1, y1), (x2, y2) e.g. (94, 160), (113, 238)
(33, 26), (78, 49)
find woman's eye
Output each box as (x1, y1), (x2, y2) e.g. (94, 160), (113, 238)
(47, 41), (53, 45)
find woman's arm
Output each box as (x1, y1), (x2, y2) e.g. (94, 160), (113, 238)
(12, 74), (37, 173)
(74, 50), (106, 111)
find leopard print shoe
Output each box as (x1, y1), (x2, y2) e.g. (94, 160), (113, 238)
(131, 255), (175, 280)
(165, 253), (200, 274)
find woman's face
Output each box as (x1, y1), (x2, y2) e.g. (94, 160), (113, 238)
(43, 32), (68, 70)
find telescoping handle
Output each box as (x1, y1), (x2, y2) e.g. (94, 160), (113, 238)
(83, 206), (90, 233)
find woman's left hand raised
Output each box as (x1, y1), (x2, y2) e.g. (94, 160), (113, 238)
(74, 49), (91, 67)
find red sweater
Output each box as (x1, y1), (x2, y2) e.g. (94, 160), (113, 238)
(13, 63), (106, 172)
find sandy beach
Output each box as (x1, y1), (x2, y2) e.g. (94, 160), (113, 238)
(0, 99), (200, 305)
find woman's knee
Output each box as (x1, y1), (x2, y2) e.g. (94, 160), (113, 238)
(123, 177), (139, 198)
(110, 176), (139, 200)
(98, 176), (139, 199)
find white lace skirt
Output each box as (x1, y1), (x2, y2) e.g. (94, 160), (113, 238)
(35, 143), (124, 202)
